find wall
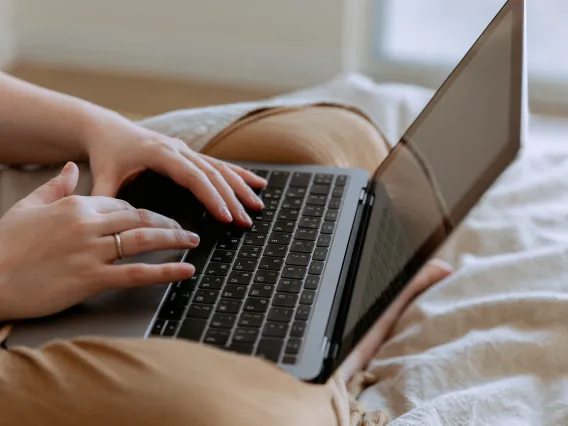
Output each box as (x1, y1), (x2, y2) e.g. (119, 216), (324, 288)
(14, 0), (357, 89)
(0, 0), (14, 68)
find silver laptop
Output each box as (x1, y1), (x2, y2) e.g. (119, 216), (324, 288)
(9, 0), (526, 383)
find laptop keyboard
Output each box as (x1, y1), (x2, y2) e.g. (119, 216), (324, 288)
(149, 170), (348, 365)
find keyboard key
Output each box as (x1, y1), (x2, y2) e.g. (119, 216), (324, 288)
(227, 271), (253, 285)
(290, 240), (314, 254)
(199, 275), (224, 290)
(254, 270), (278, 284)
(268, 232), (292, 245)
(324, 210), (339, 222)
(262, 198), (280, 210)
(243, 233), (267, 246)
(174, 276), (199, 292)
(210, 314), (237, 329)
(223, 228), (245, 238)
(249, 284), (274, 298)
(281, 265), (307, 280)
(194, 290), (219, 304)
(211, 250), (235, 263)
(233, 328), (259, 343)
(256, 338), (284, 362)
(285, 187), (307, 198)
(239, 312), (264, 328)
(186, 304), (214, 319)
(282, 355), (298, 365)
(205, 263), (230, 276)
(267, 307), (294, 323)
(244, 297), (269, 313)
(216, 299), (242, 314)
(312, 248), (328, 262)
(178, 319), (207, 341)
(315, 174), (333, 185)
(163, 321), (179, 337)
(305, 275), (320, 290)
(294, 229), (317, 241)
(278, 209), (300, 220)
(298, 216), (321, 229)
(321, 222), (335, 234)
(272, 293), (298, 308)
(165, 290), (192, 306)
(290, 321), (307, 338)
(158, 305), (185, 320)
(252, 209), (276, 222)
(150, 319), (166, 335)
(285, 339), (302, 355)
(221, 285), (247, 299)
(251, 169), (269, 179)
(317, 234), (332, 247)
(250, 222), (271, 234)
(296, 306), (312, 321)
(264, 244), (288, 258)
(310, 184), (331, 195)
(259, 257), (284, 271)
(267, 171), (290, 188)
(263, 322), (288, 338)
(328, 198), (341, 210)
(262, 188), (283, 199)
(307, 194), (327, 206)
(277, 279), (302, 293)
(290, 172), (312, 187)
(332, 186), (345, 198)
(185, 249), (210, 274)
(204, 329), (231, 346)
(217, 237), (241, 251)
(308, 261), (325, 276)
(300, 290), (316, 305)
(285, 253), (310, 266)
(335, 175), (348, 186)
(303, 205), (324, 217)
(281, 197), (303, 210)
(273, 220), (296, 233)
(238, 245), (262, 259)
(233, 258), (258, 272)
(227, 342), (255, 354)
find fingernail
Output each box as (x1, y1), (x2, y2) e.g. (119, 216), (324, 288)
(220, 206), (233, 222)
(62, 162), (73, 173)
(240, 211), (253, 226)
(187, 232), (200, 245)
(428, 259), (454, 272)
(255, 196), (264, 209)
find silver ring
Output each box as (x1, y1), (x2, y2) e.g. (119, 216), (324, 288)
(113, 233), (124, 260)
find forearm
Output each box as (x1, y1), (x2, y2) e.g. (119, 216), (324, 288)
(0, 72), (127, 164)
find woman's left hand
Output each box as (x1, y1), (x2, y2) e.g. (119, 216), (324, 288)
(84, 115), (267, 227)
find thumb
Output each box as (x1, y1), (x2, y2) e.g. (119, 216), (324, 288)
(20, 162), (79, 208)
(91, 174), (119, 197)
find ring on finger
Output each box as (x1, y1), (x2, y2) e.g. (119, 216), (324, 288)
(113, 233), (124, 260)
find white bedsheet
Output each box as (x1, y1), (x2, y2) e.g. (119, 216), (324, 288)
(143, 74), (568, 425)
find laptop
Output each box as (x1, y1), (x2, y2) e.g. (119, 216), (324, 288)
(9, 0), (526, 383)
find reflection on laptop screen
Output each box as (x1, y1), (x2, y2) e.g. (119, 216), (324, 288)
(339, 1), (524, 355)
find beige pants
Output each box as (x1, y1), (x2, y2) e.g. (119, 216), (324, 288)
(0, 106), (391, 426)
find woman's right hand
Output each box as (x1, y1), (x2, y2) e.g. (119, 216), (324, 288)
(0, 162), (199, 322)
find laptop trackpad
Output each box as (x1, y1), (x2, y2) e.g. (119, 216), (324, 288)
(7, 249), (181, 348)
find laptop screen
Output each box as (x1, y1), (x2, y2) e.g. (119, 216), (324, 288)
(337, 0), (524, 360)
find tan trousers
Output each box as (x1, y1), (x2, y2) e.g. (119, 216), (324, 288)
(0, 106), (391, 426)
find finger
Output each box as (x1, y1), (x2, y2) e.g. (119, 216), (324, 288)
(91, 172), (120, 198)
(204, 157), (264, 211)
(102, 228), (199, 260)
(101, 262), (196, 289)
(82, 196), (136, 214)
(150, 151), (233, 224)
(18, 162), (79, 208)
(97, 209), (183, 235)
(409, 259), (453, 292)
(183, 150), (253, 227)
(201, 154), (267, 189)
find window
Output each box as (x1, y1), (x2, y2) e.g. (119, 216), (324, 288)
(366, 0), (568, 110)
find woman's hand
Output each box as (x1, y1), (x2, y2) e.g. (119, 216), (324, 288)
(0, 162), (199, 322)
(84, 114), (266, 227)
